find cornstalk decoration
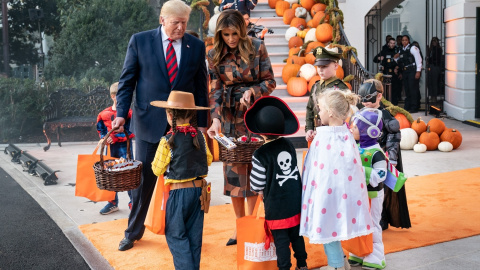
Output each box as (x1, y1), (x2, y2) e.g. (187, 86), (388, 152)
(191, 0), (211, 30)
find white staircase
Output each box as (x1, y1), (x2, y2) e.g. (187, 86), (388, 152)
(251, 0), (308, 140)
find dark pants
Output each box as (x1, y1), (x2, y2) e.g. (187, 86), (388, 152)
(428, 65), (441, 98)
(403, 70), (420, 111)
(270, 225), (307, 270)
(165, 187), (204, 270)
(391, 74), (402, 105)
(124, 139), (159, 240)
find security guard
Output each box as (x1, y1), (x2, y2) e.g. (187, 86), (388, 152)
(305, 46), (349, 142)
(397, 35), (423, 113)
(374, 37), (402, 105)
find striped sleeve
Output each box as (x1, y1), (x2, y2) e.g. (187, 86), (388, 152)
(250, 156), (267, 192)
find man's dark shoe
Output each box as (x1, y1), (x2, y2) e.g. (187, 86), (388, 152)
(118, 237), (135, 251)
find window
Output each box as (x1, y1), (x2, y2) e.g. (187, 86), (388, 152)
(382, 15), (401, 41)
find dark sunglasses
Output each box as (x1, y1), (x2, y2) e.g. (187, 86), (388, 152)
(361, 92), (378, 103)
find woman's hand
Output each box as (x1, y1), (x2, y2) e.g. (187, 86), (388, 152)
(305, 129), (316, 142)
(207, 118), (221, 139)
(241, 89), (254, 107)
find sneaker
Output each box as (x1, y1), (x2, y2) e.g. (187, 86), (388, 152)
(361, 266), (380, 270)
(348, 259), (361, 267)
(100, 202), (119, 215)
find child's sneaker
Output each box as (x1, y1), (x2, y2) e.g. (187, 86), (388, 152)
(348, 259), (361, 266)
(100, 202), (119, 215)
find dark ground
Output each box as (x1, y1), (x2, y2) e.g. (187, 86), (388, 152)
(0, 167), (90, 270)
(6, 126), (99, 144)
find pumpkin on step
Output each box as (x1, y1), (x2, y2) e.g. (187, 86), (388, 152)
(438, 141), (453, 152)
(440, 128), (462, 149)
(400, 128), (418, 150)
(288, 36), (304, 49)
(290, 17), (307, 29)
(283, 9), (295, 24)
(304, 53), (316, 65)
(286, 55), (305, 65)
(427, 118), (446, 136)
(419, 126), (440, 151)
(411, 117), (427, 136)
(295, 7), (308, 18)
(268, 0), (278, 9)
(285, 26), (300, 41)
(315, 23), (333, 43)
(394, 113), (411, 129)
(413, 143), (427, 153)
(282, 60), (301, 84)
(308, 75), (321, 92)
(300, 0), (315, 11)
(275, 1), (291, 17)
(287, 76), (308, 97)
(299, 64), (316, 81)
(310, 3), (327, 16)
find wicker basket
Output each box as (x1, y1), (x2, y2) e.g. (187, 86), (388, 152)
(219, 134), (264, 163)
(93, 128), (142, 192)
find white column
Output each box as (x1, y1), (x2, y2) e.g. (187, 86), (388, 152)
(444, 0), (479, 120)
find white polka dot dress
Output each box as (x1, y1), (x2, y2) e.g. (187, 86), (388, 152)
(300, 124), (373, 244)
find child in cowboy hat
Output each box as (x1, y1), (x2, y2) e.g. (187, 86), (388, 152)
(150, 91), (212, 270)
(245, 96), (308, 270)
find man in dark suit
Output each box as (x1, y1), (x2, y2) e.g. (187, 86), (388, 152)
(113, 0), (208, 251)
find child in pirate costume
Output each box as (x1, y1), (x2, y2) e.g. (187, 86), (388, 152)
(349, 108), (387, 270)
(358, 80), (411, 231)
(151, 91), (213, 270)
(305, 46), (349, 142)
(245, 96), (308, 270)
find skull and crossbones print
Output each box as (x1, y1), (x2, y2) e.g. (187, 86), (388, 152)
(276, 151), (299, 186)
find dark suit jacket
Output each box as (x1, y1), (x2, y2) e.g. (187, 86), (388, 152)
(116, 26), (208, 143)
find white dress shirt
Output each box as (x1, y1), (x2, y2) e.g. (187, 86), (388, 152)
(161, 26), (182, 69)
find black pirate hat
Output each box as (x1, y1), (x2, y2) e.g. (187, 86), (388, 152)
(244, 96), (299, 136)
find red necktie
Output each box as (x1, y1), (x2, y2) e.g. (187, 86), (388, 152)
(166, 38), (178, 85)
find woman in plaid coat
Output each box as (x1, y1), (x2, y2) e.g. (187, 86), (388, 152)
(206, 9), (276, 246)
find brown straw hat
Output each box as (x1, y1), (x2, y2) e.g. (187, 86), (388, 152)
(150, 91), (210, 110)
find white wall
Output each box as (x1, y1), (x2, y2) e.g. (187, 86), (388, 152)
(443, 0), (479, 120)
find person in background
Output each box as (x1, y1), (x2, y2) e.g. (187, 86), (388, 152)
(381, 35), (392, 52)
(96, 82), (135, 214)
(373, 37), (401, 105)
(113, 0), (208, 251)
(206, 9), (275, 246)
(395, 35), (403, 49)
(220, 0), (257, 16)
(426, 37), (443, 102)
(397, 35), (422, 113)
(241, 11), (269, 40)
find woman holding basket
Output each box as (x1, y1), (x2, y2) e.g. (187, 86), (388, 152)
(206, 9), (276, 246)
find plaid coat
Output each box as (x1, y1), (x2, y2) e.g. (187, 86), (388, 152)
(207, 38), (276, 137)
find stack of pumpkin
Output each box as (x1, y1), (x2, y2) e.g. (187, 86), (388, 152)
(272, 0), (345, 96)
(399, 117), (462, 152)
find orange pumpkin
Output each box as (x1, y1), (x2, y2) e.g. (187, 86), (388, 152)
(286, 55), (306, 65)
(308, 75), (321, 92)
(291, 3), (301, 11)
(282, 60), (301, 84)
(394, 113), (411, 129)
(419, 126), (440, 151)
(304, 53), (316, 65)
(345, 82), (352, 90)
(287, 76), (308, 97)
(305, 41), (325, 54)
(336, 65), (344, 80)
(440, 128), (462, 149)
(427, 118), (446, 136)
(290, 17), (307, 29)
(411, 117), (427, 136)
(289, 47), (302, 57)
(307, 11), (328, 28)
(300, 0), (315, 11)
(275, 1), (290, 17)
(283, 9), (295, 24)
(288, 36), (304, 49)
(310, 3), (327, 16)
(315, 23), (333, 43)
(268, 0), (278, 9)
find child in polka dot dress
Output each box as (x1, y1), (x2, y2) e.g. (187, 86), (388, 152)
(300, 90), (373, 270)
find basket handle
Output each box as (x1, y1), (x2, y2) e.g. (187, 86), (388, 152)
(99, 127), (131, 170)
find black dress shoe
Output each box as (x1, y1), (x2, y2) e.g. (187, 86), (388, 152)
(226, 238), (237, 246)
(118, 237), (135, 251)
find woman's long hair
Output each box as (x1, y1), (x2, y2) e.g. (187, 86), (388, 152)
(211, 9), (254, 66)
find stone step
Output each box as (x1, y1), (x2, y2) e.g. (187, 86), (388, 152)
(268, 52), (289, 64)
(264, 43), (289, 54)
(271, 63), (286, 75)
(264, 34), (287, 44)
(250, 17), (284, 28)
(250, 8), (277, 18)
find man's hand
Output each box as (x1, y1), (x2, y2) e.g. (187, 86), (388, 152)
(415, 71), (421, 79)
(112, 117), (126, 133)
(305, 129), (316, 142)
(207, 118), (221, 139)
